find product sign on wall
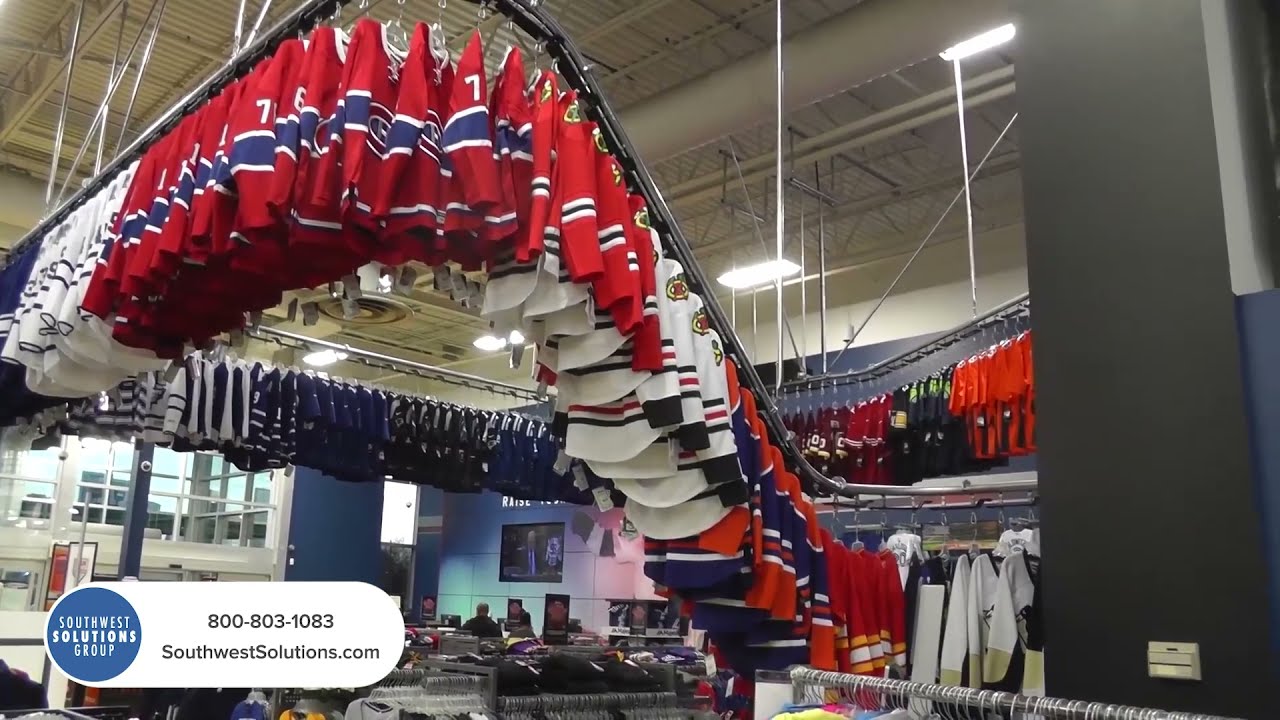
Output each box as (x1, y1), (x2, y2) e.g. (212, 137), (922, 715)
(421, 595), (437, 621)
(606, 598), (686, 638)
(506, 598), (524, 623)
(46, 542), (98, 609)
(543, 593), (571, 644)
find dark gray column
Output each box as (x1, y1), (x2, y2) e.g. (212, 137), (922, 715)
(118, 442), (154, 579)
(1015, 0), (1276, 715)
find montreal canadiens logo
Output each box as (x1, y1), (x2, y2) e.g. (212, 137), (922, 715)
(366, 101), (394, 155)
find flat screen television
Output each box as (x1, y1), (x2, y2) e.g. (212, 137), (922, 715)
(499, 522), (565, 582)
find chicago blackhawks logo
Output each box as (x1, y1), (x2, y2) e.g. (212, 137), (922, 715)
(665, 273), (689, 301)
(563, 100), (582, 123)
(711, 338), (723, 365)
(633, 207), (650, 229)
(611, 163), (623, 187)
(691, 308), (710, 335)
(540, 79), (553, 103)
(593, 128), (608, 154)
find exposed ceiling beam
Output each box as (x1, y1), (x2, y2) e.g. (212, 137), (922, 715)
(692, 153), (1022, 258)
(0, 0), (130, 149)
(668, 66), (1015, 207)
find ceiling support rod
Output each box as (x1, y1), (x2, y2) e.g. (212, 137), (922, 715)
(830, 112), (1018, 369)
(56, 0), (166, 206)
(46, 0), (87, 209)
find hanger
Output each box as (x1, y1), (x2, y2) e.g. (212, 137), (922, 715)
(968, 511), (980, 559)
(385, 0), (409, 55)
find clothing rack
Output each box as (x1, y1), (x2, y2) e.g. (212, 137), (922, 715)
(545, 647), (680, 694)
(376, 668), (490, 695)
(496, 691), (678, 714)
(417, 658), (499, 709)
(783, 293), (1031, 393)
(789, 667), (1240, 720)
(244, 324), (546, 403)
(0, 711), (98, 720)
(469, 0), (1023, 501)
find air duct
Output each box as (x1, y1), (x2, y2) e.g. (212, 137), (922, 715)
(618, 0), (1012, 160)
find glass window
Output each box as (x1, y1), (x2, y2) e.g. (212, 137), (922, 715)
(151, 448), (187, 478)
(245, 511), (269, 548)
(149, 474), (182, 495)
(78, 439), (112, 470)
(147, 495), (178, 538)
(227, 475), (247, 503)
(78, 487), (104, 505)
(57, 439), (279, 548)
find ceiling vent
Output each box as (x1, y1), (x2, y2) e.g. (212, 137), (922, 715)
(317, 262), (415, 326)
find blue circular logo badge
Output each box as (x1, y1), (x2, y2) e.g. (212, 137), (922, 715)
(46, 586), (142, 682)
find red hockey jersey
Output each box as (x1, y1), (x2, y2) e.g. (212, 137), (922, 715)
(491, 47), (533, 243)
(519, 71), (558, 263)
(321, 19), (407, 261)
(441, 32), (502, 244)
(375, 22), (444, 262)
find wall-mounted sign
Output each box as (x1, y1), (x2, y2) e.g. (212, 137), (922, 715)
(542, 593), (571, 644)
(45, 542), (97, 609)
(501, 497), (564, 509)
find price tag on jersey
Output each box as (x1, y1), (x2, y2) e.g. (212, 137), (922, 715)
(341, 274), (362, 300)
(591, 487), (614, 511)
(620, 517), (639, 540)
(394, 266), (418, 295)
(891, 411), (908, 429)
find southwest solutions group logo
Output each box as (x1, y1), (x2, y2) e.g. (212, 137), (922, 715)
(45, 586), (143, 683)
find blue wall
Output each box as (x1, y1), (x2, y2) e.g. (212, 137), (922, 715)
(410, 486), (444, 621)
(285, 467), (384, 584)
(437, 493), (657, 633)
(1235, 289), (1280, 663)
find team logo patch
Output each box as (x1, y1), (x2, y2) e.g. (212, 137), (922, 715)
(692, 308), (709, 335)
(593, 128), (609, 154)
(611, 164), (623, 187)
(666, 274), (689, 301)
(540, 79), (554, 103)
(563, 101), (582, 123)
(711, 338), (723, 365)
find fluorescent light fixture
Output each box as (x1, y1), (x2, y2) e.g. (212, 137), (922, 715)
(508, 329), (525, 345)
(473, 334), (509, 352)
(717, 259), (802, 289)
(939, 23), (1016, 61)
(303, 349), (348, 367)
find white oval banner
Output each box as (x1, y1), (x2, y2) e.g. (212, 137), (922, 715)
(44, 581), (404, 687)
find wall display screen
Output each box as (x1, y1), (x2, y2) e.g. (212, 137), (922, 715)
(499, 522), (565, 582)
